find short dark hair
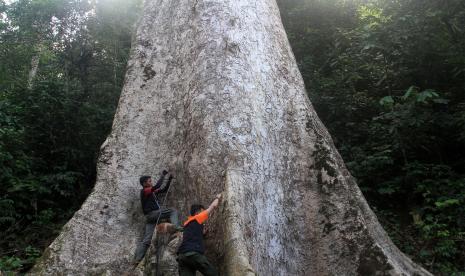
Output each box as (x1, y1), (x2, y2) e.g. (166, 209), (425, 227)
(190, 204), (205, 216)
(139, 175), (151, 186)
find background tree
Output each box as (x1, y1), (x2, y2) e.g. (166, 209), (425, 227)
(0, 0), (141, 272)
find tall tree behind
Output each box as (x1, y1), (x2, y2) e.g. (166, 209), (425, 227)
(33, 0), (430, 275)
(0, 0), (140, 272)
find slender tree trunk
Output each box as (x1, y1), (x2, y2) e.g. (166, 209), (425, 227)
(27, 47), (42, 90)
(31, 0), (431, 275)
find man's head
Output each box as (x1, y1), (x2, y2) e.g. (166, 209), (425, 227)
(190, 204), (205, 216)
(139, 175), (152, 187)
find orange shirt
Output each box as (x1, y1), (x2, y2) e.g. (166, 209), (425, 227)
(183, 210), (208, 226)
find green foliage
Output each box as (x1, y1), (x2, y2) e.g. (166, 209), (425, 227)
(279, 0), (465, 274)
(0, 0), (141, 273)
(0, 256), (23, 272)
(0, 246), (41, 272)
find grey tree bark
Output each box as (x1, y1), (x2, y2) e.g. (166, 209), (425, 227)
(27, 45), (42, 90)
(31, 0), (432, 275)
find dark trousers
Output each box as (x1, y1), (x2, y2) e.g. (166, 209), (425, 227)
(177, 251), (218, 276)
(134, 208), (179, 262)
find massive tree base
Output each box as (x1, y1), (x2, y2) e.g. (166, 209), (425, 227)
(31, 0), (431, 275)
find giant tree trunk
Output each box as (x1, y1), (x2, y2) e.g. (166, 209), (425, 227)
(32, 0), (431, 275)
(27, 44), (43, 90)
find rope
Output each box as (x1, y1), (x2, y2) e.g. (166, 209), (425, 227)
(154, 177), (173, 227)
(154, 176), (173, 276)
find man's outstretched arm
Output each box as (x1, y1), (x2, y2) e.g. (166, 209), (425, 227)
(153, 170), (168, 190)
(206, 193), (222, 214)
(157, 174), (173, 193)
(192, 193), (223, 226)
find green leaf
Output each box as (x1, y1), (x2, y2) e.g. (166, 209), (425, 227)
(435, 199), (460, 209)
(416, 89), (438, 103)
(379, 96), (394, 106)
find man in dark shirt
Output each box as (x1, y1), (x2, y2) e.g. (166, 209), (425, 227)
(177, 193), (222, 276)
(134, 170), (180, 263)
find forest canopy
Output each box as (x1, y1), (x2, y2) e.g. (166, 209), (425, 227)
(0, 0), (464, 274)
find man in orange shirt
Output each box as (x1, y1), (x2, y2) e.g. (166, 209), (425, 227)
(176, 194), (222, 276)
